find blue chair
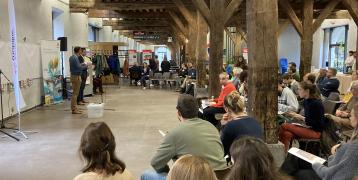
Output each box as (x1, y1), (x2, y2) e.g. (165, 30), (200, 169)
(279, 58), (288, 74)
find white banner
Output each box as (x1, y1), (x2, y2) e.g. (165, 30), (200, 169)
(41, 40), (63, 105)
(8, 0), (26, 112)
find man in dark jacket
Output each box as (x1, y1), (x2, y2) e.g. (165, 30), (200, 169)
(319, 67), (340, 98)
(129, 62), (142, 85)
(161, 57), (171, 73)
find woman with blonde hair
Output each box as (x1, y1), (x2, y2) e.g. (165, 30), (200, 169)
(74, 122), (134, 180)
(221, 91), (263, 157)
(167, 154), (217, 180)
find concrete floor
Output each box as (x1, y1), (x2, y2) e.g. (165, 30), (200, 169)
(0, 86), (179, 180)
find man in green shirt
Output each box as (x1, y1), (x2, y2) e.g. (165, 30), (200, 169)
(141, 94), (228, 180)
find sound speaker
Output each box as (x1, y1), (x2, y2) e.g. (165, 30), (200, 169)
(57, 37), (67, 51)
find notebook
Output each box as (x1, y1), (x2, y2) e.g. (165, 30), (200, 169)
(288, 147), (326, 164)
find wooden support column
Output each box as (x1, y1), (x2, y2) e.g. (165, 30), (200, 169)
(235, 33), (243, 56)
(192, 0), (243, 96)
(196, 11), (208, 88)
(246, 0), (279, 143)
(300, 0), (314, 78)
(187, 26), (197, 64)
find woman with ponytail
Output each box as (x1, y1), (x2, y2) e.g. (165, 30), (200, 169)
(221, 91), (263, 157)
(74, 122), (134, 180)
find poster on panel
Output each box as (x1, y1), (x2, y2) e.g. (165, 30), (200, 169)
(142, 50), (152, 61)
(128, 50), (137, 66)
(40, 40), (63, 105)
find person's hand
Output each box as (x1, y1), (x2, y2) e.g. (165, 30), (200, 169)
(335, 110), (342, 117)
(222, 113), (229, 121)
(341, 111), (350, 118)
(331, 144), (341, 155)
(209, 101), (216, 106)
(286, 111), (297, 117)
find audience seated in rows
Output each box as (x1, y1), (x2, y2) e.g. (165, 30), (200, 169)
(278, 77), (299, 113)
(220, 91), (263, 157)
(326, 83), (358, 130)
(281, 104), (358, 180)
(282, 73), (300, 95)
(167, 155), (217, 180)
(318, 68), (340, 98)
(279, 81), (325, 151)
(316, 68), (327, 85)
(140, 62), (151, 90)
(74, 122), (134, 180)
(201, 72), (236, 126)
(226, 137), (288, 180)
(140, 94), (228, 180)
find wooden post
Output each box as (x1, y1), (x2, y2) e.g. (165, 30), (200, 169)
(196, 11), (208, 88)
(299, 0), (314, 78)
(192, 0), (243, 96)
(187, 26), (198, 64)
(246, 0), (279, 143)
(235, 33), (243, 57)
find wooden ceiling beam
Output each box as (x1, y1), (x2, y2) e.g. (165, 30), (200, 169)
(278, 0), (303, 37)
(112, 26), (171, 31)
(103, 20), (169, 26)
(172, 0), (196, 26)
(168, 11), (189, 37)
(342, 0), (358, 24)
(312, 0), (343, 32)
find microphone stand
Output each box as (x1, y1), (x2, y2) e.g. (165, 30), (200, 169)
(0, 70), (19, 141)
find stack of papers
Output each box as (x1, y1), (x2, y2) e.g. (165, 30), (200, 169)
(288, 147), (326, 164)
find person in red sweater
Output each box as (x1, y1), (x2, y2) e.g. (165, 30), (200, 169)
(202, 72), (237, 126)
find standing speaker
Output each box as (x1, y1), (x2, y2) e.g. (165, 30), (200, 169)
(57, 37), (67, 51)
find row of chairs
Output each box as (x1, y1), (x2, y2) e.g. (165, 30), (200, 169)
(148, 72), (180, 89)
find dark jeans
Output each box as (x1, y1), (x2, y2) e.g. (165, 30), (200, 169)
(140, 76), (149, 87)
(201, 106), (226, 126)
(280, 154), (321, 180)
(77, 72), (87, 102)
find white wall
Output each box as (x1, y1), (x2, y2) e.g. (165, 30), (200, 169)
(99, 26), (113, 42)
(278, 25), (301, 66)
(279, 19), (358, 70)
(0, 0), (88, 118)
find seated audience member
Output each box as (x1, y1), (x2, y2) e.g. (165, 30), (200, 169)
(178, 63), (197, 93)
(221, 91), (263, 156)
(167, 155), (218, 180)
(288, 62), (300, 81)
(160, 57), (171, 73)
(235, 56), (248, 70)
(319, 67), (340, 98)
(346, 72), (358, 93)
(278, 78), (299, 113)
(74, 122), (134, 180)
(231, 67), (243, 89)
(238, 70), (248, 97)
(316, 68), (327, 85)
(140, 62), (151, 90)
(187, 63), (196, 79)
(281, 104), (358, 180)
(326, 84), (358, 129)
(129, 62), (142, 85)
(303, 73), (316, 84)
(279, 81), (325, 151)
(140, 94), (228, 180)
(202, 72), (236, 126)
(178, 63), (188, 78)
(226, 137), (287, 180)
(282, 73), (300, 95)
